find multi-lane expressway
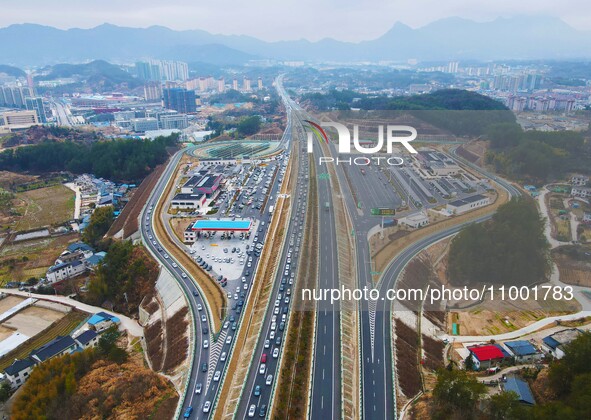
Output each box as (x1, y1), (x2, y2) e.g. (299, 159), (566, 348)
(142, 76), (521, 420)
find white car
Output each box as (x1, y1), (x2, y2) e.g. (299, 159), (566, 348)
(181, 272), (187, 278)
(213, 370), (221, 382)
(201, 314), (206, 322)
(203, 340), (209, 349)
(264, 339), (270, 349)
(197, 304), (203, 311)
(220, 351), (227, 362)
(203, 401), (211, 413)
(266, 374), (273, 385)
(274, 307), (279, 315)
(259, 363), (266, 374)
(273, 347), (279, 358)
(243, 283), (248, 290)
(248, 404), (256, 418)
(226, 335), (232, 345)
(269, 331), (275, 340)
(223, 321), (229, 329)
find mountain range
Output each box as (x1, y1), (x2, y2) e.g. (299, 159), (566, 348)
(1, 16), (591, 66)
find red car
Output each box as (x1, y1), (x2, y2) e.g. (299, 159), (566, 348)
(261, 353), (267, 363)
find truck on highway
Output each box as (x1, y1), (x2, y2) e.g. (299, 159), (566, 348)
(269, 205), (274, 214)
(325, 202), (330, 211)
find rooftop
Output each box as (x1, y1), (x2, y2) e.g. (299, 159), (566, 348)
(4, 358), (35, 376)
(30, 335), (76, 362)
(448, 194), (487, 207)
(75, 329), (98, 346)
(504, 376), (536, 405)
(543, 328), (582, 350)
(469, 344), (505, 362)
(88, 311), (120, 326)
(504, 340), (538, 356)
(192, 218), (252, 231)
(172, 193), (205, 201)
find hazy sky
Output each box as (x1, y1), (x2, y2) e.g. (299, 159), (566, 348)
(0, 0), (588, 41)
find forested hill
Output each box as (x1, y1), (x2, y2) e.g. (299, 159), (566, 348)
(0, 134), (178, 182)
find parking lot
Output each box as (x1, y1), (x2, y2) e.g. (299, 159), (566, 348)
(188, 219), (261, 281)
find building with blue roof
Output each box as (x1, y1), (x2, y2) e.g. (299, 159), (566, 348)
(4, 358), (36, 389)
(504, 340), (542, 363)
(67, 242), (95, 254)
(46, 259), (87, 283)
(30, 335), (76, 363)
(86, 251), (107, 267)
(542, 328), (582, 359)
(87, 311), (120, 332)
(503, 376), (536, 405)
(74, 330), (99, 349)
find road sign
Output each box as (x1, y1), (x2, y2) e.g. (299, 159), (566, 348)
(370, 208), (396, 216)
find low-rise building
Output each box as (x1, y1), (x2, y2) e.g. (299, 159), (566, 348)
(542, 328), (583, 359)
(46, 260), (87, 283)
(87, 311), (121, 332)
(180, 174), (222, 196)
(467, 344), (507, 370)
(131, 117), (159, 132)
(503, 340), (542, 363)
(171, 193), (206, 210)
(446, 194), (490, 215)
(30, 335), (77, 363)
(503, 376), (536, 405)
(74, 330), (99, 349)
(397, 212), (430, 229)
(4, 358), (36, 389)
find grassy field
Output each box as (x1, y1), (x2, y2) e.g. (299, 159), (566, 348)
(0, 310), (87, 371)
(15, 184), (74, 231)
(0, 232), (79, 284)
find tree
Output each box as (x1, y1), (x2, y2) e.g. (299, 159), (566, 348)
(236, 116), (261, 137)
(0, 382), (11, 402)
(548, 332), (591, 396)
(488, 391), (528, 420)
(432, 368), (487, 417)
(447, 198), (551, 287)
(81, 206), (114, 248)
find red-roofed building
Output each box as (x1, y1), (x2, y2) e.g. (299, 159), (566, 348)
(468, 344), (506, 370)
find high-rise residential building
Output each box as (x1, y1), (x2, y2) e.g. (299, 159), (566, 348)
(143, 83), (162, 101)
(162, 87), (197, 113)
(160, 60), (189, 82)
(447, 61), (459, 73)
(232, 79), (239, 90)
(243, 77), (251, 92)
(257, 77), (263, 90)
(25, 97), (46, 123)
(136, 60), (188, 82)
(0, 86), (32, 108)
(217, 77), (225, 93)
(135, 61), (161, 81)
